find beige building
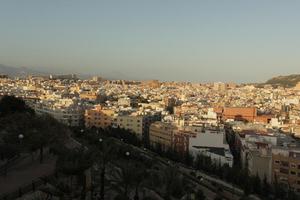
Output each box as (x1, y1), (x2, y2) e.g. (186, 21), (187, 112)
(149, 122), (176, 151)
(247, 147), (272, 183)
(272, 148), (300, 193)
(213, 82), (226, 91)
(114, 115), (144, 139)
(149, 121), (190, 154)
(80, 92), (100, 101)
(84, 105), (115, 129)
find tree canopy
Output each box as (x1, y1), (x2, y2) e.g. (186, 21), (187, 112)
(0, 95), (34, 117)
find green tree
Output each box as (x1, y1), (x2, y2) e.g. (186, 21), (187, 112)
(95, 138), (118, 200)
(0, 95), (34, 117)
(195, 189), (206, 200)
(252, 173), (261, 195)
(273, 174), (286, 199)
(261, 175), (270, 197)
(56, 147), (94, 197)
(160, 166), (185, 198)
(39, 176), (72, 200)
(0, 143), (19, 175)
(110, 163), (136, 198)
(25, 114), (68, 163)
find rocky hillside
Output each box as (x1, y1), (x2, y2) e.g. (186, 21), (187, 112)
(265, 74), (300, 88)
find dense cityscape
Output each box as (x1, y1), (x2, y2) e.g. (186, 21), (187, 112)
(1, 1), (300, 200)
(0, 74), (300, 200)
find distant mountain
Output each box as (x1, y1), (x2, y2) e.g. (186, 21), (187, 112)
(0, 64), (111, 80)
(0, 64), (47, 77)
(265, 74), (300, 88)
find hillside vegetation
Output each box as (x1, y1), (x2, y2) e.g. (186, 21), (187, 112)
(265, 74), (300, 88)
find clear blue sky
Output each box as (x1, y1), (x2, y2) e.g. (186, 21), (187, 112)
(1, 0), (300, 82)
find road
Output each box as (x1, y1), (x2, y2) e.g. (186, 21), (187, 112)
(113, 138), (243, 200)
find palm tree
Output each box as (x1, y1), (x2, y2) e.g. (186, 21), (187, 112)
(95, 138), (118, 200)
(161, 166), (185, 199)
(39, 176), (72, 200)
(56, 147), (94, 198)
(195, 189), (206, 200)
(145, 165), (185, 199)
(131, 164), (148, 200)
(109, 162), (136, 198)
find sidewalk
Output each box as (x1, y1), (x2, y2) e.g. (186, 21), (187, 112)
(0, 153), (56, 195)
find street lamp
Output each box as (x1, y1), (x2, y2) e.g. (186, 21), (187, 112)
(125, 151), (130, 157)
(98, 138), (103, 151)
(18, 134), (24, 144)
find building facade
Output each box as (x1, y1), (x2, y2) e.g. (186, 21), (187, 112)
(84, 105), (115, 129)
(272, 148), (300, 193)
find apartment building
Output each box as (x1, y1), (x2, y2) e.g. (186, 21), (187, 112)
(84, 105), (115, 129)
(189, 128), (233, 167)
(114, 115), (144, 139)
(272, 148), (300, 193)
(35, 102), (83, 127)
(173, 129), (190, 155)
(213, 82), (227, 91)
(148, 121), (189, 154)
(149, 121), (176, 151)
(79, 92), (100, 101)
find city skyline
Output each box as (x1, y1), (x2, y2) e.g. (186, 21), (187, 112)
(1, 1), (300, 82)
(2, 1), (300, 199)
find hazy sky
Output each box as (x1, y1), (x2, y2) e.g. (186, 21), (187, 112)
(1, 1), (300, 82)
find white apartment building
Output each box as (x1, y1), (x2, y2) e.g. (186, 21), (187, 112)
(188, 128), (233, 167)
(34, 100), (84, 127)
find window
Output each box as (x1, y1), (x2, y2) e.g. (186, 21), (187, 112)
(279, 176), (288, 181)
(280, 168), (289, 174)
(291, 163), (296, 168)
(281, 161), (289, 167)
(290, 171), (296, 175)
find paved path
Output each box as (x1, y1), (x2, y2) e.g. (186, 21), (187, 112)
(0, 153), (56, 195)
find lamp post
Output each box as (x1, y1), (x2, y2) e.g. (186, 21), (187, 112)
(98, 138), (105, 200)
(99, 138), (103, 151)
(18, 134), (24, 145)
